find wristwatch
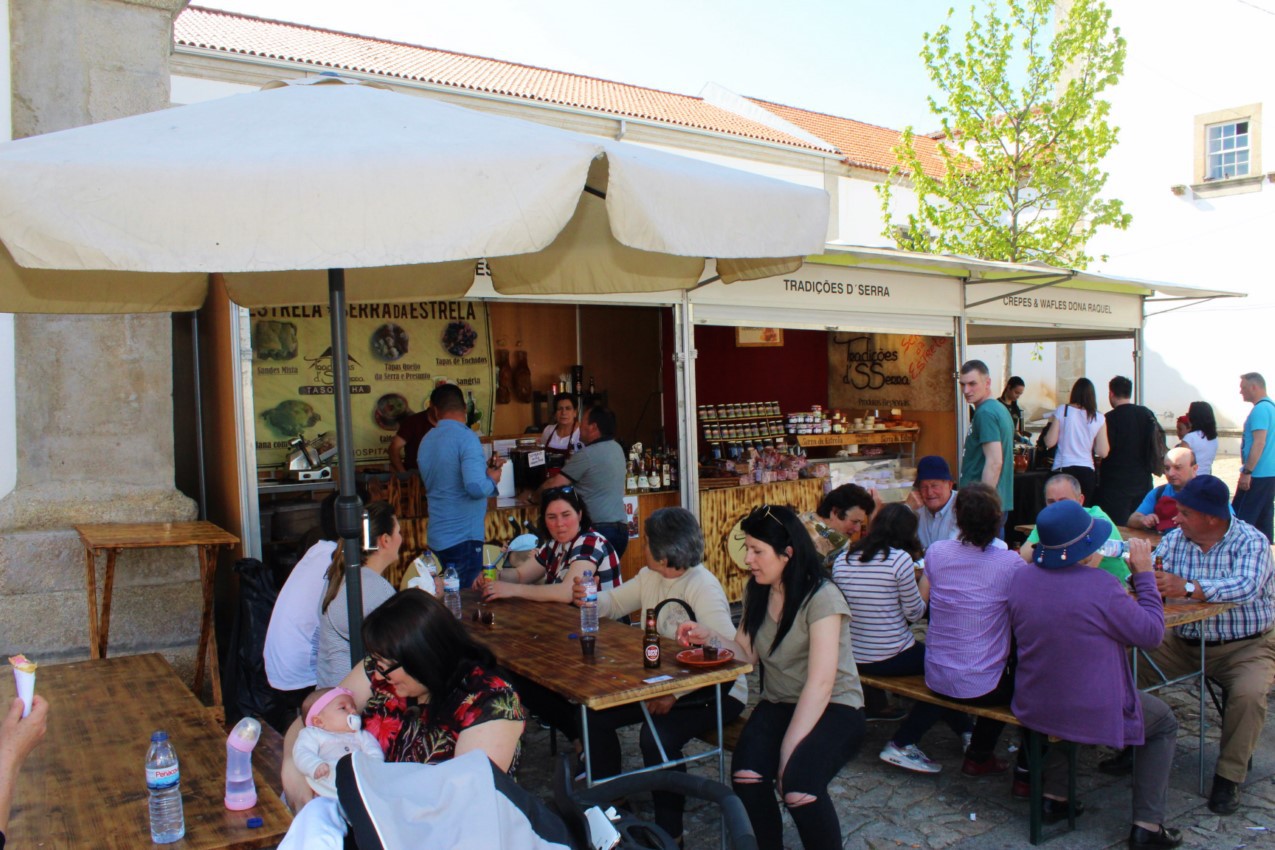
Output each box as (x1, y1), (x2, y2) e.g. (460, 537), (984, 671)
(1183, 580), (1198, 599)
(1241, 467), (1252, 475)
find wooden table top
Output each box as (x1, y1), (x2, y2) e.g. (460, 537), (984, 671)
(0, 654), (290, 849)
(75, 521), (239, 550)
(1013, 523), (1163, 546)
(1161, 600), (1235, 629)
(460, 591), (751, 711)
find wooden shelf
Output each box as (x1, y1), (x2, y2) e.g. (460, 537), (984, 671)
(796, 430), (919, 448)
(699, 413), (783, 423)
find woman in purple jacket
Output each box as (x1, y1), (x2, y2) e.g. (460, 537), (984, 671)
(1009, 500), (1182, 849)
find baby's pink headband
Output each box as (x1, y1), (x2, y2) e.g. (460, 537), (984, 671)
(305, 687), (354, 727)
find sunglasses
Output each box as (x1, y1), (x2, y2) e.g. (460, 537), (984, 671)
(747, 504), (785, 527)
(542, 485), (578, 502)
(363, 655), (402, 679)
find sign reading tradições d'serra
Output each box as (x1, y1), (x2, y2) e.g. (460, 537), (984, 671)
(826, 333), (954, 412)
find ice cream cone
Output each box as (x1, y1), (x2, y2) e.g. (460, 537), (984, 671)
(8, 655), (36, 718)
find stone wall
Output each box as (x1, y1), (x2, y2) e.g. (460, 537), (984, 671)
(0, 0), (199, 680)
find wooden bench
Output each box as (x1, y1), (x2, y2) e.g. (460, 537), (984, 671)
(859, 674), (1077, 846)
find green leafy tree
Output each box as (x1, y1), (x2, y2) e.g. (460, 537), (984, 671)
(879, 0), (1130, 267)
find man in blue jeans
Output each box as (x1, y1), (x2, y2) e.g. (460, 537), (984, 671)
(1235, 372), (1275, 543)
(418, 383), (505, 587)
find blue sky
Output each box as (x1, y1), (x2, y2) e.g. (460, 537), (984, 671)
(197, 0), (973, 131)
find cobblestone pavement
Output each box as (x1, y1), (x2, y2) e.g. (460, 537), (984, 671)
(515, 454), (1275, 848)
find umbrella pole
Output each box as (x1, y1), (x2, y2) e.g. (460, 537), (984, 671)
(328, 267), (366, 666)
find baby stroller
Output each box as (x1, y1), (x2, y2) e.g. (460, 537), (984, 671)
(332, 750), (755, 850)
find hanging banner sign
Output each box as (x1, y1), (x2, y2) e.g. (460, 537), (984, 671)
(251, 301), (493, 468)
(965, 283), (1142, 330)
(827, 332), (955, 412)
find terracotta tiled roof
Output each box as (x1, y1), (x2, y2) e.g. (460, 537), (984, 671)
(745, 97), (947, 178)
(175, 7), (837, 155)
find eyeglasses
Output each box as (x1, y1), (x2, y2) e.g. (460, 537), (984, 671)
(747, 504), (785, 527)
(363, 655), (402, 679)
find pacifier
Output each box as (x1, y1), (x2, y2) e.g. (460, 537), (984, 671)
(346, 713), (362, 732)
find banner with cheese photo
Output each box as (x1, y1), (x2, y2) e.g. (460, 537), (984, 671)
(251, 301), (493, 468)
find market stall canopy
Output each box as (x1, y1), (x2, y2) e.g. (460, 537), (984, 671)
(0, 77), (829, 313)
(816, 245), (1245, 343)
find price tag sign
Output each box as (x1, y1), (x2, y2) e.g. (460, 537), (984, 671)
(528, 450), (546, 468)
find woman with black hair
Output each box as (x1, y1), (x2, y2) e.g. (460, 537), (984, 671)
(833, 504), (969, 774)
(1179, 400), (1218, 476)
(280, 589), (526, 812)
(1044, 377), (1109, 503)
(678, 504), (863, 850)
(999, 375), (1029, 438)
(480, 485), (620, 604)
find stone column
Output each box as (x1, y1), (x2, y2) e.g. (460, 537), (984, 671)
(1056, 340), (1086, 399)
(0, 0), (199, 674)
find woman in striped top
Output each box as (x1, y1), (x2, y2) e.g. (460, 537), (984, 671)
(832, 503), (970, 774)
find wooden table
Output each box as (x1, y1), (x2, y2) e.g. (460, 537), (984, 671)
(75, 522), (239, 708)
(1013, 523), (1163, 547)
(0, 654), (291, 849)
(459, 591), (750, 785)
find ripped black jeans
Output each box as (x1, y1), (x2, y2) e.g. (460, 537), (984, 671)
(731, 700), (864, 850)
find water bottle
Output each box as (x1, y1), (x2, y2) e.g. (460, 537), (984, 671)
(224, 716), (261, 811)
(1096, 539), (1130, 559)
(443, 565), (462, 618)
(580, 568), (599, 634)
(146, 730), (185, 844)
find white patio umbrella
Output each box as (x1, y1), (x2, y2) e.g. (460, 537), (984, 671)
(0, 77), (828, 660)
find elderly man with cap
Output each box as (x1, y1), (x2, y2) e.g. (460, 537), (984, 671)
(1009, 500), (1182, 848)
(1138, 474), (1275, 816)
(910, 456), (959, 550)
(1018, 473), (1129, 582)
(910, 456), (1008, 552)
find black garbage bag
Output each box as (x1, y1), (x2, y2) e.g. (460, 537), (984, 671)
(221, 557), (286, 729)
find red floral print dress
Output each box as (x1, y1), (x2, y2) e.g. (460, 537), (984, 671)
(363, 664), (526, 772)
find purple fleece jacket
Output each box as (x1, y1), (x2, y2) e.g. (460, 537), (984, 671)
(1007, 568), (1164, 747)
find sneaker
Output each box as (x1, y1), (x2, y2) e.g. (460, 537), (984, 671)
(879, 741), (941, 774)
(961, 753), (1009, 776)
(865, 704), (908, 723)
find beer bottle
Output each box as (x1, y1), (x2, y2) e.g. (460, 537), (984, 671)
(643, 608), (661, 669)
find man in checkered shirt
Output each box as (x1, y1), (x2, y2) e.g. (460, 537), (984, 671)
(1141, 475), (1275, 817)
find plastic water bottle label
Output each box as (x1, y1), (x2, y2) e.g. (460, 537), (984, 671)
(147, 765), (179, 790)
(443, 575), (460, 593)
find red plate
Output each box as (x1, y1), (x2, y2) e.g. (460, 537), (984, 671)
(676, 648), (735, 668)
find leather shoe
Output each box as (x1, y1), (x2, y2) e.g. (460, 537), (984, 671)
(1208, 775), (1240, 815)
(1099, 745), (1134, 775)
(961, 753), (1009, 776)
(1128, 824), (1183, 848)
(1041, 798), (1084, 825)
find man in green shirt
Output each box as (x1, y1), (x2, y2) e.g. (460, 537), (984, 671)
(1019, 473), (1130, 582)
(959, 359), (1015, 539)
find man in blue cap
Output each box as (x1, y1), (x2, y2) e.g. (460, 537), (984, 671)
(1010, 499), (1182, 848)
(1141, 474), (1275, 816)
(910, 455), (1007, 552)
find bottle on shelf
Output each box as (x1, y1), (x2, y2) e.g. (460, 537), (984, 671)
(626, 459), (639, 492)
(588, 375), (596, 395)
(146, 730), (185, 844)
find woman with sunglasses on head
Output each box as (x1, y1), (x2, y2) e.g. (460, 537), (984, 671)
(314, 500), (402, 688)
(678, 504), (864, 850)
(541, 392), (583, 453)
(278, 589), (525, 840)
(480, 485), (621, 604)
